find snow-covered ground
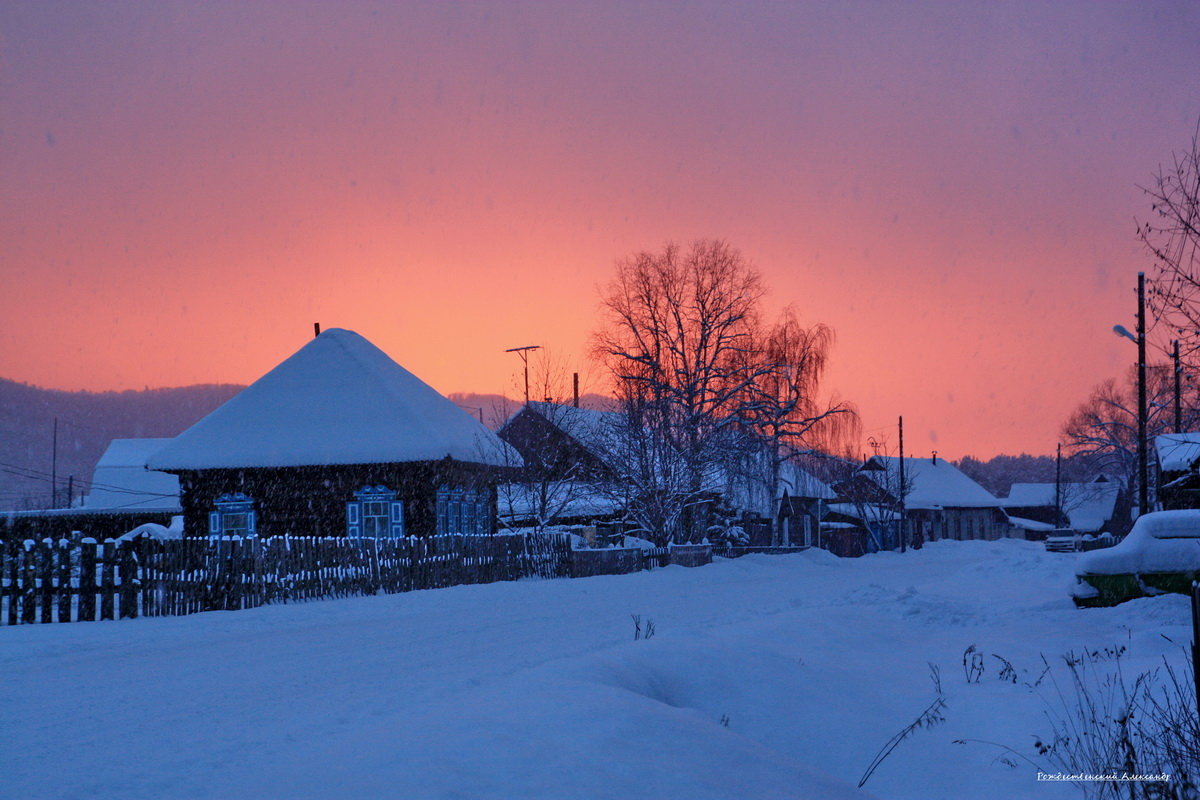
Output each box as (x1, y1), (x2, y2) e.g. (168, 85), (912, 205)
(1, 539), (1191, 800)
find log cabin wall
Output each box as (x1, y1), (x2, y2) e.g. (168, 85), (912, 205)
(177, 459), (498, 538)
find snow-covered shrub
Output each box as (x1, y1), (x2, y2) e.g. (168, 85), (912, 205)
(707, 524), (749, 547)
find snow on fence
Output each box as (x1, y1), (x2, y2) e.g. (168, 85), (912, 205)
(711, 544), (810, 559)
(0, 533), (572, 626)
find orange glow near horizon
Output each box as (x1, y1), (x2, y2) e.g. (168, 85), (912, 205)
(3, 2), (1199, 460)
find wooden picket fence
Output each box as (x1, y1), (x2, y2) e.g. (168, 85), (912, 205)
(0, 533), (572, 626)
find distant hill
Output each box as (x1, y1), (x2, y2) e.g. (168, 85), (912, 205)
(1, 381), (618, 510)
(0, 378), (243, 510)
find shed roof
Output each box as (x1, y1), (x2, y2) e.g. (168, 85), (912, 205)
(149, 329), (519, 470)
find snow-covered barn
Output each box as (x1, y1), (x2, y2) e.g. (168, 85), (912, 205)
(147, 329), (520, 539)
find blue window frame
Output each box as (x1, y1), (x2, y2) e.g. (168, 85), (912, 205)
(436, 486), (490, 534)
(210, 493), (256, 537)
(347, 486), (404, 538)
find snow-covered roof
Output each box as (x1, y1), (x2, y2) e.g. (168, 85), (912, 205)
(1005, 515), (1056, 533)
(83, 438), (181, 512)
(521, 402), (626, 462)
(777, 462), (836, 501)
(825, 502), (898, 522)
(516, 402), (834, 513)
(1155, 433), (1200, 473)
(496, 482), (623, 521)
(859, 456), (999, 509)
(149, 329), (520, 471)
(1001, 479), (1120, 533)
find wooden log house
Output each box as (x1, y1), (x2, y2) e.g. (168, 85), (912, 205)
(148, 329), (520, 539)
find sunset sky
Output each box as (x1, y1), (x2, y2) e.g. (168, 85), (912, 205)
(3, 2), (1199, 459)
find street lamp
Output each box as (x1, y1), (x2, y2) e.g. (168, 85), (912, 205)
(1112, 272), (1148, 517)
(505, 345), (542, 405)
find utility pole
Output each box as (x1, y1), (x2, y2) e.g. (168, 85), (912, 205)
(898, 416), (906, 553)
(504, 345), (541, 405)
(1174, 339), (1182, 433)
(1055, 443), (1063, 526)
(51, 416), (58, 508)
(67, 475), (74, 509)
(1138, 272), (1149, 517)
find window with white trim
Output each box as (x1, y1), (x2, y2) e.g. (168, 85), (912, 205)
(347, 486), (404, 538)
(210, 493), (257, 537)
(436, 486), (490, 534)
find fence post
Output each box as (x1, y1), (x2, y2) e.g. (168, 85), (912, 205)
(79, 539), (97, 621)
(118, 541), (138, 619)
(4, 540), (17, 626)
(57, 538), (72, 623)
(1192, 580), (1199, 724)
(20, 540), (36, 624)
(99, 539), (116, 621)
(38, 539), (54, 623)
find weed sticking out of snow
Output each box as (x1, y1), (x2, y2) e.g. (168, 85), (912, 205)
(631, 614), (656, 640)
(1030, 647), (1199, 800)
(858, 664), (948, 788)
(964, 644), (985, 684)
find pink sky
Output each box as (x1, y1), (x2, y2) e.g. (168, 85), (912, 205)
(3, 2), (1199, 459)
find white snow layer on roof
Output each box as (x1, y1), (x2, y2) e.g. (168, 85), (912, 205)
(519, 401), (834, 513)
(1005, 515), (1056, 532)
(1156, 432), (1200, 472)
(524, 401), (625, 458)
(778, 461), (836, 500)
(1079, 509), (1200, 575)
(83, 438), (181, 511)
(148, 329), (520, 470)
(861, 456), (998, 508)
(496, 482), (622, 520)
(1002, 480), (1119, 533)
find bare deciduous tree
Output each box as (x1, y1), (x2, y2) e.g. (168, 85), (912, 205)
(1143, 120), (1200, 364)
(592, 239), (856, 544)
(1061, 364), (1199, 496)
(592, 240), (770, 541)
(734, 308), (859, 535)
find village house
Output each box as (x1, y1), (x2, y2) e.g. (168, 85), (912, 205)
(1155, 432), (1200, 511)
(147, 328), (519, 539)
(498, 401), (622, 484)
(497, 400), (832, 544)
(1001, 476), (1126, 537)
(833, 454), (1011, 550)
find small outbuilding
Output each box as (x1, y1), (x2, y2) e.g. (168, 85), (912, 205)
(148, 328), (520, 538)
